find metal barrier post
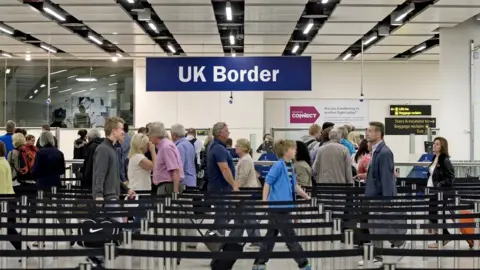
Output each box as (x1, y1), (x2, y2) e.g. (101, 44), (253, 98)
(0, 201), (7, 269)
(157, 203), (166, 270)
(165, 197), (172, 270)
(454, 193), (460, 269)
(306, 192), (312, 253)
(474, 201), (480, 268)
(423, 187), (429, 261)
(172, 193), (179, 270)
(147, 209), (156, 269)
(310, 197), (317, 269)
(122, 230), (133, 269)
(140, 218), (149, 270)
(104, 243), (115, 269)
(410, 184), (417, 250)
(383, 263), (396, 270)
(344, 229), (354, 270)
(324, 210), (332, 268)
(51, 186), (58, 256)
(37, 190), (45, 269)
(78, 262), (92, 270)
(21, 195), (28, 269)
(436, 191), (444, 269)
(332, 218), (341, 269)
(363, 243), (374, 267)
(317, 203), (324, 268)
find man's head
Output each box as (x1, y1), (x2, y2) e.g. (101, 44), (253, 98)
(322, 122), (334, 131)
(137, 127), (147, 134)
(39, 131), (56, 147)
(147, 122), (168, 145)
(308, 124), (321, 137)
(25, 134), (35, 145)
(87, 129), (101, 142)
(14, 128), (27, 136)
(6, 120), (15, 133)
(225, 138), (233, 148)
(366, 121), (384, 143)
(79, 105), (86, 113)
(104, 116), (125, 143)
(41, 124), (51, 132)
(170, 124), (186, 142)
(337, 126), (348, 139)
(186, 128), (196, 137)
(328, 128), (341, 142)
(212, 122), (229, 142)
(273, 139), (296, 161)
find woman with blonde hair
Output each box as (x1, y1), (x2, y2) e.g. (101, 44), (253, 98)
(128, 133), (156, 192)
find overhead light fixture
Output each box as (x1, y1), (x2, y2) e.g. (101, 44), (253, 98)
(29, 96), (33, 99)
(226, 2), (232, 21)
(0, 24), (14, 35)
(71, 90), (86, 95)
(112, 56), (118, 62)
(303, 19), (314, 34)
(40, 84), (45, 88)
(25, 54), (31, 61)
(50, 86), (58, 90)
(229, 35), (235, 45)
(412, 43), (427, 53)
(59, 88), (72, 93)
(50, 69), (67, 75)
(342, 52), (352, 61)
(110, 74), (116, 77)
(34, 89), (38, 94)
(109, 82), (118, 86)
(126, 0), (135, 3)
(167, 43), (176, 53)
(321, 0), (329, 3)
(363, 33), (378, 46)
(394, 3), (414, 23)
(2, 53), (12, 58)
(148, 22), (158, 33)
(43, 3), (66, 22)
(107, 90), (116, 93)
(67, 75), (77, 79)
(5, 69), (10, 74)
(88, 33), (103, 45)
(90, 88), (96, 91)
(231, 48), (236, 57)
(40, 44), (57, 53)
(292, 44), (300, 53)
(76, 78), (97, 82)
(116, 53), (123, 58)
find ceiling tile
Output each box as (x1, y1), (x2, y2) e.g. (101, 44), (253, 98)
(102, 34), (155, 45)
(244, 35), (291, 45)
(174, 35), (221, 45)
(83, 22), (145, 35)
(304, 45), (349, 54)
(312, 35), (362, 45)
(307, 54), (338, 60)
(52, 0), (116, 3)
(427, 46), (440, 54)
(245, 3), (306, 21)
(116, 44), (166, 53)
(244, 22), (297, 34)
(330, 6), (399, 22)
(164, 22), (219, 35)
(153, 4), (214, 21)
(8, 22), (72, 35)
(244, 45), (285, 54)
(317, 22), (376, 35)
(61, 5), (132, 21)
(376, 35), (433, 46)
(411, 6), (480, 23)
(33, 35), (90, 45)
(355, 53), (397, 60)
(410, 54), (440, 61)
(0, 5), (50, 22)
(54, 45), (107, 54)
(435, 0), (480, 6)
(340, 0), (404, 4)
(181, 45), (224, 53)
(393, 23), (452, 35)
(367, 45), (412, 54)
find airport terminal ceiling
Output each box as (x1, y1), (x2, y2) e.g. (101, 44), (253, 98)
(0, 0), (479, 62)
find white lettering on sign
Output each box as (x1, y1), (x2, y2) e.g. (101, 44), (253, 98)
(213, 66), (279, 82)
(178, 65), (279, 83)
(178, 66), (206, 82)
(291, 113), (318, 119)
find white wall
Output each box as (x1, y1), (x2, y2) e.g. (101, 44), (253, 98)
(133, 59), (264, 149)
(265, 61), (440, 162)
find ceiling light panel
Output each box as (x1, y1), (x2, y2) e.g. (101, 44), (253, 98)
(210, 0), (245, 54)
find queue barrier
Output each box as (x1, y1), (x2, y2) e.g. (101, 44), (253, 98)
(3, 185), (480, 269)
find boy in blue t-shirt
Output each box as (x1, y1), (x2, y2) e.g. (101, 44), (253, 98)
(252, 139), (311, 270)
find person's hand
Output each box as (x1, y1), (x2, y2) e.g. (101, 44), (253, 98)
(232, 182), (240, 192)
(128, 189), (136, 197)
(148, 142), (156, 152)
(95, 197), (104, 201)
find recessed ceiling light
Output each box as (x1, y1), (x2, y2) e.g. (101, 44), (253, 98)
(67, 75), (77, 79)
(229, 35), (235, 45)
(40, 44), (57, 53)
(225, 2), (232, 21)
(50, 69), (67, 75)
(2, 53), (12, 58)
(71, 90), (86, 95)
(126, 0), (135, 3)
(167, 43), (175, 53)
(112, 56), (118, 62)
(50, 86), (58, 90)
(25, 55), (31, 61)
(5, 69), (10, 74)
(113, 32), (118, 35)
(88, 33), (103, 45)
(303, 19), (314, 35)
(90, 88), (96, 91)
(43, 3), (66, 22)
(34, 89), (38, 94)
(40, 84), (45, 88)
(292, 44), (300, 53)
(107, 90), (116, 93)
(76, 78), (97, 82)
(59, 88), (72, 93)
(110, 74), (116, 77)
(29, 96), (33, 99)
(0, 24), (14, 35)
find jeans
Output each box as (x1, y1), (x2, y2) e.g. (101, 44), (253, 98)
(228, 205), (261, 243)
(254, 211), (308, 267)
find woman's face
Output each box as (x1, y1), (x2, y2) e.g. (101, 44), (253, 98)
(27, 138), (35, 145)
(433, 140), (441, 154)
(235, 144), (244, 155)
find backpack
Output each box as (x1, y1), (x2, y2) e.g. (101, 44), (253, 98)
(15, 145), (37, 180)
(77, 218), (121, 248)
(189, 138), (200, 172)
(305, 139), (316, 148)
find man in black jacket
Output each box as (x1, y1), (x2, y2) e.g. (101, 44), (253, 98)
(81, 129), (103, 188)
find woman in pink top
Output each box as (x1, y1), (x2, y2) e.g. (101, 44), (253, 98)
(354, 141), (398, 181)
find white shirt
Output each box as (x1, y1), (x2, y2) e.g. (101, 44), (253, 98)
(187, 135), (203, 165)
(127, 153), (152, 191)
(427, 161), (437, 187)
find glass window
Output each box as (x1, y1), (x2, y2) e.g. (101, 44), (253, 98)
(0, 58), (134, 127)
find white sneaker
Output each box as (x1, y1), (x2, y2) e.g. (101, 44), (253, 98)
(358, 257), (383, 267)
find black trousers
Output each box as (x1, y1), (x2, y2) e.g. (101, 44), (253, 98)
(428, 197), (450, 236)
(6, 202), (22, 250)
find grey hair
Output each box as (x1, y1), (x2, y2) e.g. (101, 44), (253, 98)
(148, 122), (169, 139)
(39, 131), (55, 147)
(6, 120), (15, 133)
(87, 129), (101, 141)
(170, 124), (186, 137)
(328, 129), (341, 142)
(337, 126), (348, 139)
(212, 122), (227, 137)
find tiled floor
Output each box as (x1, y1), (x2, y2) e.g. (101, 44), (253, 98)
(3, 220), (479, 269)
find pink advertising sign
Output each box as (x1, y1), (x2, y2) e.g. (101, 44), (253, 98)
(290, 106), (320, 124)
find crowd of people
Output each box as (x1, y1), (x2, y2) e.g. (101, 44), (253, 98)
(0, 117), (456, 269)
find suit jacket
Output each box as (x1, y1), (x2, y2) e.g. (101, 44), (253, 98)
(364, 141), (396, 197)
(427, 154), (455, 187)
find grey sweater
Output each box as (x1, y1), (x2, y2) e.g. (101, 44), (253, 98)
(93, 138), (122, 200)
(313, 141), (353, 184)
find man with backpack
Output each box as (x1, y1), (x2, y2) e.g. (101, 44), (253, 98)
(0, 120), (16, 154)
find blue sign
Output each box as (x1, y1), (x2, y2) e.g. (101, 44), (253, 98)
(146, 56), (311, 91)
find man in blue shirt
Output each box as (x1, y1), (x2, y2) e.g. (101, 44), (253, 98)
(0, 120), (15, 154)
(206, 122), (238, 235)
(171, 124), (196, 188)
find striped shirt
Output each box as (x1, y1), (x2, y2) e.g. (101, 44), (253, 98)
(285, 161), (295, 200)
